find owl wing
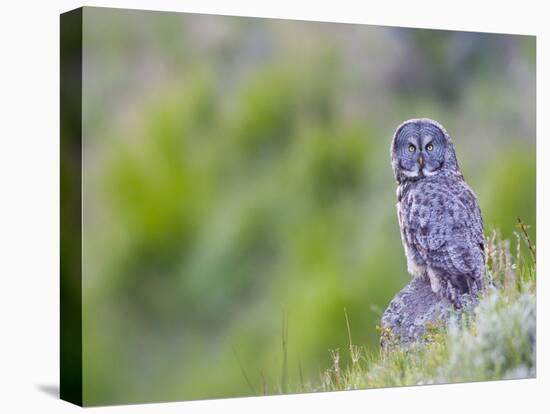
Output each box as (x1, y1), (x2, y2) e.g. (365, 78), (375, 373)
(408, 184), (485, 293)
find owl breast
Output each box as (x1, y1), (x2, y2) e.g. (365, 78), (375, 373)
(396, 195), (427, 279)
(396, 173), (485, 306)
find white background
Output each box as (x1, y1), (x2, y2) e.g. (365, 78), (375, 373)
(0, 0), (547, 412)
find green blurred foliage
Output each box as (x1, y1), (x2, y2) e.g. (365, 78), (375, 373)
(78, 8), (535, 405)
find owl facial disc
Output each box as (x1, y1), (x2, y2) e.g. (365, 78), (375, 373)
(391, 118), (458, 182)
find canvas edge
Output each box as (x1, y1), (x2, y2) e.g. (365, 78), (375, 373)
(60, 6), (83, 407)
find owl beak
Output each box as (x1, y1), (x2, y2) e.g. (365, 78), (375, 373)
(418, 155), (425, 168)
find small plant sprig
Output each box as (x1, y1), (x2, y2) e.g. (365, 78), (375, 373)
(344, 308), (361, 367)
(328, 348), (341, 388)
(517, 217), (536, 265)
(422, 320), (446, 344)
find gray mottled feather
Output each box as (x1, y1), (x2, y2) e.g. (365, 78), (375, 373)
(392, 118), (486, 306)
(400, 174), (484, 294)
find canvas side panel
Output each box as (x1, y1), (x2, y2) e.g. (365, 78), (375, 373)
(60, 7), (83, 407)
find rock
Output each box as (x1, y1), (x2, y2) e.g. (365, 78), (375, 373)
(379, 276), (453, 350)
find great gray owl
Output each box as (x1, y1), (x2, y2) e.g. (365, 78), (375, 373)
(391, 118), (485, 307)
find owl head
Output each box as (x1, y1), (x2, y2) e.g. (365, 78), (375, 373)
(391, 118), (461, 183)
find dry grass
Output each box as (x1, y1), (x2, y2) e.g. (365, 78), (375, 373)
(308, 223), (536, 392)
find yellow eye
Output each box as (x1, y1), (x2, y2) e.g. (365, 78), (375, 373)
(408, 144), (416, 152)
(426, 143), (434, 151)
